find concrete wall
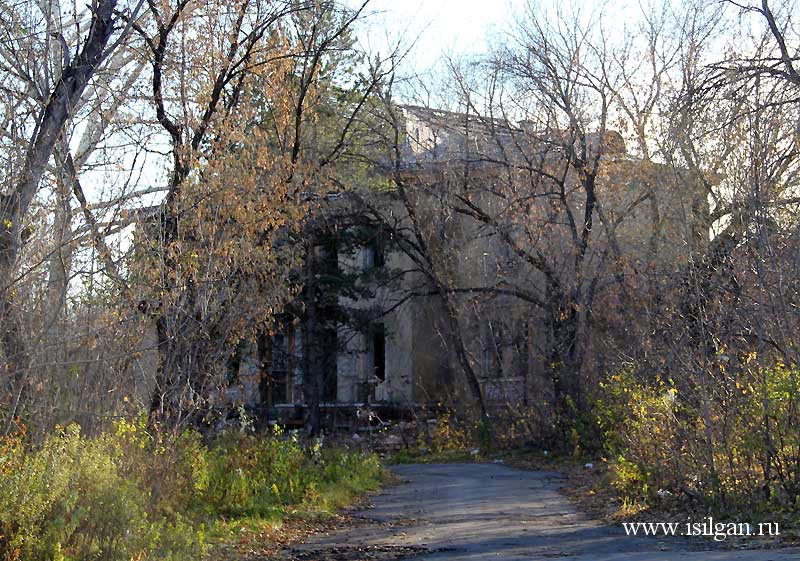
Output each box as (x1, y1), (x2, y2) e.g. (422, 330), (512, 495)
(336, 236), (417, 404)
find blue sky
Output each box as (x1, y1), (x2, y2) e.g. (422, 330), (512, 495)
(354, 0), (526, 73)
(350, 0), (653, 82)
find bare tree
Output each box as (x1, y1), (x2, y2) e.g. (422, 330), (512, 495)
(0, 0), (143, 425)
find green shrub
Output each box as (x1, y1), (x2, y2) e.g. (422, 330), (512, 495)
(421, 412), (473, 455)
(0, 420), (383, 561)
(0, 420), (210, 561)
(0, 424), (203, 561)
(202, 428), (304, 517)
(316, 449), (383, 509)
(596, 362), (800, 515)
(595, 370), (681, 501)
(201, 427), (382, 517)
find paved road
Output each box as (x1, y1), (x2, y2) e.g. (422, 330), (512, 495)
(294, 463), (800, 561)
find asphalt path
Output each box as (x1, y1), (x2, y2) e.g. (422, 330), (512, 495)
(293, 463), (800, 561)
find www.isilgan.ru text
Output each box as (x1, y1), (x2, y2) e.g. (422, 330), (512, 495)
(622, 518), (780, 542)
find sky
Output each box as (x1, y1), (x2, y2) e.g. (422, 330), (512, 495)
(348, 0), (648, 99)
(352, 0), (526, 74)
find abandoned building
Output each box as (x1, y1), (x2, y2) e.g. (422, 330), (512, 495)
(215, 104), (710, 427)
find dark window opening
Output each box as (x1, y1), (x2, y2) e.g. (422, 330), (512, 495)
(263, 333), (292, 405)
(321, 328), (338, 402)
(226, 344), (242, 383)
(364, 239), (385, 269)
(372, 324), (386, 382)
(264, 372), (288, 406)
(319, 238), (339, 277)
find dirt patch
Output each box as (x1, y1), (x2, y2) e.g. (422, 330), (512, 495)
(232, 512), (434, 561)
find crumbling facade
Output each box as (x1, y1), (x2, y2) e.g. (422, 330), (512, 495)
(218, 104), (710, 426)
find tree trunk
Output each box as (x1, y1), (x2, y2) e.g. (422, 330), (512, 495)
(546, 291), (587, 437)
(440, 289), (487, 418)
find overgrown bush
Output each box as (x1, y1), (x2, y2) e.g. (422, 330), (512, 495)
(595, 362), (800, 515)
(202, 427), (308, 516)
(317, 447), (383, 508)
(595, 370), (681, 502)
(0, 420), (383, 561)
(0, 422), (204, 561)
(420, 412), (473, 455)
(202, 427), (383, 517)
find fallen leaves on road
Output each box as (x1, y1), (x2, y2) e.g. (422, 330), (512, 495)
(284, 544), (428, 560)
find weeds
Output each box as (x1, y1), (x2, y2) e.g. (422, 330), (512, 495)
(594, 364), (800, 519)
(0, 420), (383, 561)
